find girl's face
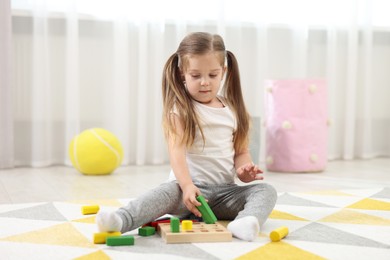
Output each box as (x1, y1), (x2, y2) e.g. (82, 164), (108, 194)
(182, 52), (225, 107)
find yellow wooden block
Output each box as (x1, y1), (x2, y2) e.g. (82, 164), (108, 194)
(270, 226), (289, 242)
(93, 231), (121, 244)
(182, 220), (193, 231)
(82, 205), (100, 215)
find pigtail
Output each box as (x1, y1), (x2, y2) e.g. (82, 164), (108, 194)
(224, 50), (251, 153)
(161, 53), (201, 147)
(162, 53), (183, 112)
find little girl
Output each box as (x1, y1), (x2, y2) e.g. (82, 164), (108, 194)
(97, 32), (277, 241)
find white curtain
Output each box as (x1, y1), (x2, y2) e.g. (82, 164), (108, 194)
(2, 0), (390, 169)
(0, 0), (13, 168)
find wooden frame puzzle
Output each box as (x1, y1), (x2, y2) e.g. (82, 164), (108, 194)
(158, 222), (232, 244)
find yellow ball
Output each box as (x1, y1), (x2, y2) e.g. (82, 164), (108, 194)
(69, 128), (124, 175)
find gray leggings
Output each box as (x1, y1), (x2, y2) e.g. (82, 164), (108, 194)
(117, 181), (277, 233)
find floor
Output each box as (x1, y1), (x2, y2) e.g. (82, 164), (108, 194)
(0, 158), (389, 204)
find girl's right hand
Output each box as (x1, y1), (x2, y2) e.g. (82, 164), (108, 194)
(181, 183), (202, 217)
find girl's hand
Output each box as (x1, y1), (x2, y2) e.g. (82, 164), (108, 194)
(236, 162), (264, 183)
(181, 183), (202, 217)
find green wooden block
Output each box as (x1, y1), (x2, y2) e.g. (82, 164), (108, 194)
(138, 226), (156, 236)
(170, 217), (180, 233)
(196, 195), (217, 224)
(106, 235), (134, 246)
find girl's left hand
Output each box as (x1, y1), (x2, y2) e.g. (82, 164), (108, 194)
(236, 163), (264, 183)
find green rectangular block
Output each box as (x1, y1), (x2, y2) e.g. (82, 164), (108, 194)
(138, 226), (156, 236)
(106, 235), (134, 246)
(196, 195), (217, 224)
(170, 217), (180, 233)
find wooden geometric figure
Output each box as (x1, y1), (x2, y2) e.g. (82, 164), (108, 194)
(138, 226), (156, 236)
(81, 205), (100, 215)
(106, 235), (134, 246)
(158, 222), (232, 244)
(170, 217), (180, 233)
(196, 195), (217, 224)
(181, 220), (193, 231)
(270, 226), (289, 242)
(93, 231), (121, 244)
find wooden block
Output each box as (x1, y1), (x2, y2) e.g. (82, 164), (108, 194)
(138, 226), (156, 236)
(158, 222), (232, 244)
(182, 220), (193, 231)
(106, 235), (135, 246)
(93, 231), (121, 244)
(196, 195), (217, 224)
(81, 205), (100, 215)
(270, 226), (289, 242)
(170, 217), (180, 233)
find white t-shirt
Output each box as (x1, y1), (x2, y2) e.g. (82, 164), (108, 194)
(168, 97), (237, 185)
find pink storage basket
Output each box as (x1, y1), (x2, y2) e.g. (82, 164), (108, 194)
(264, 79), (328, 172)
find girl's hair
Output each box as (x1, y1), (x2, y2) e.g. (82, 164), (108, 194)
(162, 32), (250, 152)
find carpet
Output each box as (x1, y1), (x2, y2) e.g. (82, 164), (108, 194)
(1, 187), (390, 259)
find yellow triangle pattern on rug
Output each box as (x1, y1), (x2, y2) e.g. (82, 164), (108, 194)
(70, 199), (123, 207)
(346, 198), (390, 211)
(1, 222), (97, 248)
(236, 241), (325, 260)
(1, 187), (389, 259)
(74, 250), (111, 260)
(319, 209), (390, 226)
(269, 209), (308, 221)
(73, 216), (96, 224)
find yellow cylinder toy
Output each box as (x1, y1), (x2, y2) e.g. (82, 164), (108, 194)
(270, 226), (289, 242)
(181, 220), (193, 231)
(81, 205), (100, 215)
